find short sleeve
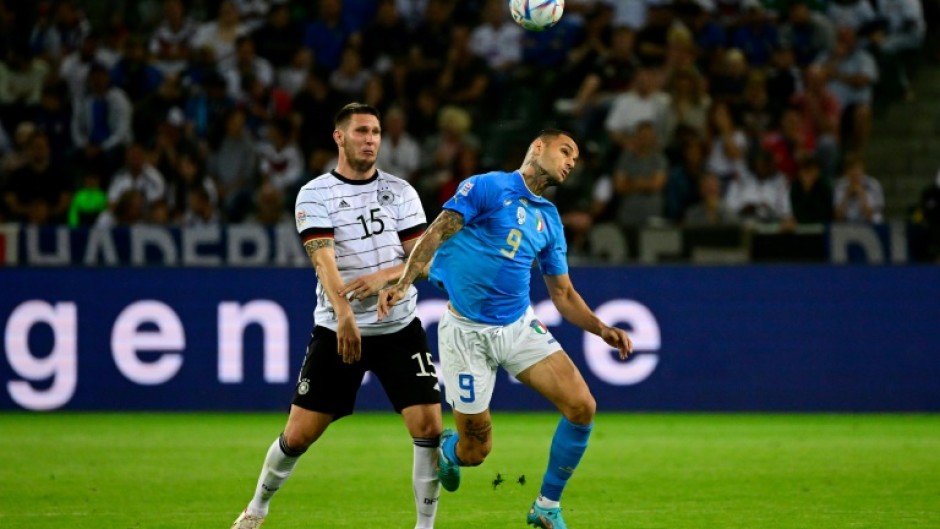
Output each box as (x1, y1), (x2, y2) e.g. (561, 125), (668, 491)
(295, 185), (333, 242)
(537, 210), (568, 276)
(397, 183), (427, 242)
(441, 174), (497, 226)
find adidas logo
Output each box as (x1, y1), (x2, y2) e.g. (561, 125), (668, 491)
(339, 199), (350, 208)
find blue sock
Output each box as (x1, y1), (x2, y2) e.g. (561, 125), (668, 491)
(442, 431), (463, 466)
(539, 417), (593, 502)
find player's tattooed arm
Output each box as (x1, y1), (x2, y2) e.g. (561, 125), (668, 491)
(377, 210), (464, 320)
(399, 209), (464, 286)
(303, 238), (334, 256)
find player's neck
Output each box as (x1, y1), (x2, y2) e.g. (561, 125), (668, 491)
(519, 164), (549, 196)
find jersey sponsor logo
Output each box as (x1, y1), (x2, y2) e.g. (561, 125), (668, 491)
(529, 319), (548, 334)
(377, 189), (395, 205)
(517, 206), (526, 225)
(459, 181), (474, 196)
(339, 199), (351, 208)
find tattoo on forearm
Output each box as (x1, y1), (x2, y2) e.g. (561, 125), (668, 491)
(399, 211), (463, 285)
(304, 238), (334, 257)
(464, 418), (492, 445)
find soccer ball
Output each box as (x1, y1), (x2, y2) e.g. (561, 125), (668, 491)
(509, 0), (564, 32)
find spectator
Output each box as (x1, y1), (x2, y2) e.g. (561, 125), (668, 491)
(663, 66), (711, 148)
(709, 47), (750, 107)
(724, 149), (793, 226)
(232, 0), (273, 32)
(167, 153), (218, 221)
(133, 74), (185, 149)
(396, 0), (429, 30)
(0, 49), (49, 131)
(634, 1), (674, 68)
(107, 143), (167, 217)
(705, 101), (749, 192)
(833, 155), (884, 223)
(729, 1), (779, 68)
(184, 71), (235, 143)
(826, 0), (876, 32)
(68, 171), (108, 227)
(914, 168), (940, 262)
(410, 0), (456, 77)
(59, 31), (117, 102)
(29, 1), (64, 61)
(738, 71), (774, 150)
(209, 108), (257, 221)
(361, 0), (412, 73)
(764, 45), (802, 120)
(790, 64), (841, 180)
(329, 47), (373, 102)
(611, 120), (669, 226)
(418, 105), (480, 210)
(276, 48), (314, 97)
(605, 67), (671, 154)
(761, 107), (816, 183)
(292, 72), (346, 160)
(559, 2), (614, 87)
(256, 117), (303, 196)
(248, 181), (290, 225)
(1, 121), (36, 176)
(32, 83), (73, 163)
(816, 26), (877, 152)
(50, 0), (91, 57)
(778, 0), (835, 67)
(303, 0), (357, 74)
(376, 106), (421, 181)
(437, 23), (490, 114)
(149, 0), (198, 76)
(678, 0), (727, 76)
(559, 26), (640, 141)
(181, 185), (220, 226)
(110, 36), (164, 102)
(868, 0), (926, 100)
(71, 63), (132, 177)
(790, 154), (833, 224)
(192, 0), (248, 67)
(253, 2), (304, 69)
(684, 172), (737, 226)
(220, 35), (274, 102)
(95, 188), (146, 227)
(665, 136), (708, 222)
(469, 0), (524, 76)
(3, 131), (72, 224)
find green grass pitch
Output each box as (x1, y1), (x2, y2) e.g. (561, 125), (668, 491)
(1, 412), (938, 528)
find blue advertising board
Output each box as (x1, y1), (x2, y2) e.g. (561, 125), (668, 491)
(1, 266), (938, 412)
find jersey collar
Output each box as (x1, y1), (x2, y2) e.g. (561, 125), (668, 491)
(331, 169), (379, 185)
(515, 170), (543, 200)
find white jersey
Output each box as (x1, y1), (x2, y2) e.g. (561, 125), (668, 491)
(295, 169), (426, 335)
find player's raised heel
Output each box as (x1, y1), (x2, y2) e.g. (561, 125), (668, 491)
(437, 428), (461, 492)
(231, 510), (265, 529)
(526, 502), (568, 529)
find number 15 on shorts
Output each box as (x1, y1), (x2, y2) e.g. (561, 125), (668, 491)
(458, 374), (476, 403)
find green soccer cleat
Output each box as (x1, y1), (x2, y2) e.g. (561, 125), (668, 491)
(437, 428), (461, 492)
(231, 510), (265, 529)
(526, 502), (568, 529)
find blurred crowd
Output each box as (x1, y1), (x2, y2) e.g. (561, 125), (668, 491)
(0, 0), (938, 257)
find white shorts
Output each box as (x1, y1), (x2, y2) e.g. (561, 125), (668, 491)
(438, 305), (562, 414)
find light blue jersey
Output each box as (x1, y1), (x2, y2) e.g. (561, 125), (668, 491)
(429, 171), (568, 325)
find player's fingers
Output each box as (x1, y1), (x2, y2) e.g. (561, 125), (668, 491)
(376, 293), (389, 320)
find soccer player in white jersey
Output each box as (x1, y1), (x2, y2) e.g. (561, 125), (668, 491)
(379, 129), (633, 529)
(231, 103), (443, 529)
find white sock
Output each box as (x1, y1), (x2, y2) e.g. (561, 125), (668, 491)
(246, 434), (303, 517)
(413, 438), (441, 529)
(536, 495), (561, 509)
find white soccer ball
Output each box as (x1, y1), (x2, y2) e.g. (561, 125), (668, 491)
(509, 0), (564, 32)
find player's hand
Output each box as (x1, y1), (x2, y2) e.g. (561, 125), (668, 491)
(377, 283), (409, 321)
(601, 325), (633, 360)
(339, 270), (389, 302)
(336, 313), (362, 364)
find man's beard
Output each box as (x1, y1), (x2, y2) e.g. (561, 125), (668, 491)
(346, 143), (375, 173)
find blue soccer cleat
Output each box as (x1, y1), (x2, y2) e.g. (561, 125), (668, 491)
(527, 502), (567, 529)
(437, 428), (461, 492)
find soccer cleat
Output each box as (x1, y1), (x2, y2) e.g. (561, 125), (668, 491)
(527, 502), (567, 529)
(437, 428), (461, 492)
(231, 510), (265, 529)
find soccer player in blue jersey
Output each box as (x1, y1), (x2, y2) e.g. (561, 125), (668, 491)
(378, 129), (633, 529)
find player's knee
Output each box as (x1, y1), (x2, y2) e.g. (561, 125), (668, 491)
(564, 393), (596, 425)
(282, 428), (318, 452)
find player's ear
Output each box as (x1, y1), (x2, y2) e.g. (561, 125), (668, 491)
(333, 129), (343, 146)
